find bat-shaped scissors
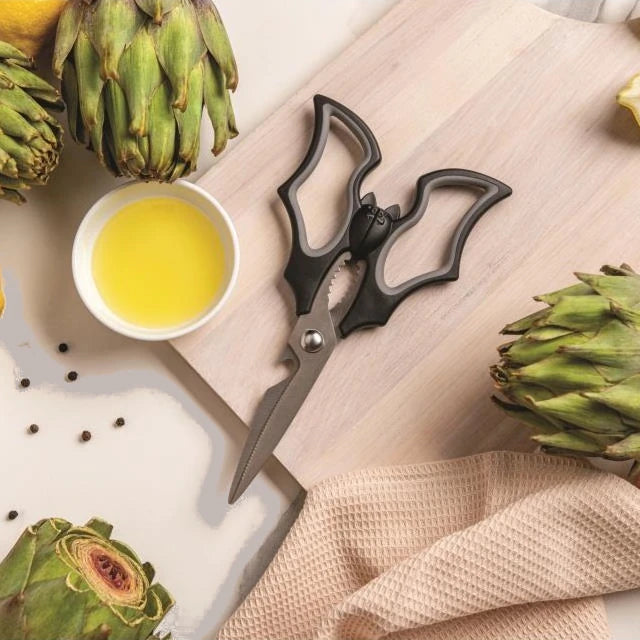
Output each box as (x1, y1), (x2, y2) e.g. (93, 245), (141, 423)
(229, 94), (512, 503)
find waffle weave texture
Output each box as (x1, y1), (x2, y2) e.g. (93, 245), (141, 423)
(219, 451), (640, 640)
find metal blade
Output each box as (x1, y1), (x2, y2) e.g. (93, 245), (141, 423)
(229, 255), (345, 504)
(228, 340), (333, 503)
(229, 342), (329, 504)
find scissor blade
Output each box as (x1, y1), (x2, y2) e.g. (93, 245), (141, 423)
(228, 342), (333, 504)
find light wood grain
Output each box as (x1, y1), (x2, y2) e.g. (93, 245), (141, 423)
(173, 0), (640, 488)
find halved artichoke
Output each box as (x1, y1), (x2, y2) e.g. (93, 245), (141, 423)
(0, 517), (174, 639)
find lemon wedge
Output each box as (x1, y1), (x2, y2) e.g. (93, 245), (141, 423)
(617, 73), (640, 127)
(0, 269), (5, 318)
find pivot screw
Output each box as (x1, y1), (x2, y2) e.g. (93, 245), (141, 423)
(301, 329), (324, 353)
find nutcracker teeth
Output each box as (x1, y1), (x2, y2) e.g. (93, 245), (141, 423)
(329, 260), (363, 324)
(327, 260), (346, 298)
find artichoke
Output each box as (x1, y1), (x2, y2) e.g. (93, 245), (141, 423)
(0, 40), (64, 204)
(491, 264), (640, 481)
(52, 0), (238, 182)
(0, 517), (174, 639)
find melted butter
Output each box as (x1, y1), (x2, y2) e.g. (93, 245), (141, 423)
(92, 197), (225, 328)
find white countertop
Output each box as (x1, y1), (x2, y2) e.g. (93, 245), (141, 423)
(0, 1), (638, 638)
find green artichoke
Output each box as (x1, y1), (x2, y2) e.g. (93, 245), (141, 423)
(0, 517), (174, 639)
(491, 264), (640, 481)
(52, 0), (238, 182)
(0, 41), (64, 204)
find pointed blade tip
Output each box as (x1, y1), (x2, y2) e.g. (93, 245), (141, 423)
(228, 464), (253, 504)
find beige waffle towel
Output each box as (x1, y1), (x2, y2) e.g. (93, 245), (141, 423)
(219, 451), (640, 640)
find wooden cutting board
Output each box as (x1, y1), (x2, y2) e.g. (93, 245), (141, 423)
(173, 0), (640, 489)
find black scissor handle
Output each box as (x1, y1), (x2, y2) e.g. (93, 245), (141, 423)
(278, 94), (381, 316)
(339, 169), (512, 336)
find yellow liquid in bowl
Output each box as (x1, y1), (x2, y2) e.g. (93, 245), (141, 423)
(92, 197), (226, 328)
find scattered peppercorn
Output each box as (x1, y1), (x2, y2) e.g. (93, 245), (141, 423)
(20, 378), (30, 388)
(58, 343), (69, 353)
(81, 430), (92, 442)
(28, 424), (39, 434)
(7, 511), (18, 520)
(115, 417), (125, 427)
(67, 371), (78, 382)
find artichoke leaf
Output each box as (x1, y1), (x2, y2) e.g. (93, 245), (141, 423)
(89, 93), (106, 160)
(612, 302), (640, 328)
(606, 432), (640, 458)
(0, 104), (39, 141)
(174, 60), (203, 162)
(542, 295), (613, 332)
(62, 59), (85, 143)
(0, 41), (33, 68)
(490, 395), (559, 434)
(576, 271), (640, 308)
(203, 55), (229, 155)
(53, 0), (86, 78)
(561, 318), (640, 368)
(533, 431), (602, 454)
(502, 331), (589, 366)
(25, 88), (65, 112)
(534, 281), (594, 306)
(501, 307), (550, 335)
(0, 86), (49, 122)
(117, 25), (164, 137)
(134, 0), (180, 23)
(524, 326), (574, 342)
(85, 0), (144, 80)
(528, 391), (631, 434)
(0, 176), (28, 190)
(0, 62), (61, 98)
(0, 132), (36, 170)
(0, 527), (37, 598)
(151, 0), (205, 111)
(583, 373), (640, 422)
(494, 381), (556, 407)
(602, 263), (638, 277)
(147, 80), (176, 178)
(0, 188), (25, 204)
(512, 354), (606, 391)
(104, 79), (144, 174)
(194, 0), (238, 90)
(74, 29), (105, 129)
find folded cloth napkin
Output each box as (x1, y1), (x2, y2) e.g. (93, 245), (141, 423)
(219, 451), (640, 640)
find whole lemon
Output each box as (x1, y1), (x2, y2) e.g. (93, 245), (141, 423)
(0, 0), (68, 59)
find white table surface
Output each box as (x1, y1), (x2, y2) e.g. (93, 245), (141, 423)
(0, 1), (638, 638)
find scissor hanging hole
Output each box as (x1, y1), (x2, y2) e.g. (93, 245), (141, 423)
(295, 117), (366, 251)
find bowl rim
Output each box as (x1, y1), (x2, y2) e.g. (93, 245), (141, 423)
(72, 180), (240, 341)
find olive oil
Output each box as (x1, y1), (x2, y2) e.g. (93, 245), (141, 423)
(92, 197), (225, 328)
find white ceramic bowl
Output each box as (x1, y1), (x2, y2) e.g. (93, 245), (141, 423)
(72, 180), (239, 341)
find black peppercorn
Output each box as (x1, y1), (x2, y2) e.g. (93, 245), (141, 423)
(20, 378), (30, 388)
(7, 511), (18, 520)
(67, 371), (78, 382)
(58, 343), (69, 353)
(115, 417), (125, 427)
(81, 430), (92, 442)
(28, 424), (39, 434)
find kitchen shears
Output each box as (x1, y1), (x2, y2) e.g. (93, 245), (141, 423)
(228, 94), (512, 503)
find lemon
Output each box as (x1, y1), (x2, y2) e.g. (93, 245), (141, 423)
(0, 269), (5, 318)
(0, 0), (68, 58)
(617, 73), (640, 128)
